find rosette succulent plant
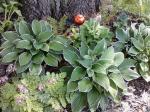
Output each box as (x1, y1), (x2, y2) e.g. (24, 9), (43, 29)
(128, 23), (150, 81)
(63, 39), (140, 112)
(1, 20), (66, 75)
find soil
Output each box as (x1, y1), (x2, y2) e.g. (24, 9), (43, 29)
(128, 77), (150, 96)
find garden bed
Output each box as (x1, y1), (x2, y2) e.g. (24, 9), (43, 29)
(0, 0), (150, 112)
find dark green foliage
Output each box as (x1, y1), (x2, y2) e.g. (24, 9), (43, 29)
(1, 20), (68, 75)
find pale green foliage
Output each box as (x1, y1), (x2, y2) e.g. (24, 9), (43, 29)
(74, 19), (113, 47)
(0, 72), (67, 112)
(62, 20), (140, 112)
(114, 22), (150, 82)
(128, 23), (150, 81)
(63, 38), (140, 112)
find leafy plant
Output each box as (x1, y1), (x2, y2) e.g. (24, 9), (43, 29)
(0, 20), (67, 75)
(0, 72), (67, 112)
(128, 23), (150, 82)
(63, 39), (140, 112)
(0, 1), (22, 33)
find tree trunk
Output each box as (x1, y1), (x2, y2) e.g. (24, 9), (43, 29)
(20, 0), (101, 22)
(66, 0), (101, 20)
(20, 0), (67, 22)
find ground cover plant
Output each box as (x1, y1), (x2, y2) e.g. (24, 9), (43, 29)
(0, 0), (150, 112)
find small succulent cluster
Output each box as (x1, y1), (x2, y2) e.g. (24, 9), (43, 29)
(0, 72), (67, 112)
(17, 84), (28, 94)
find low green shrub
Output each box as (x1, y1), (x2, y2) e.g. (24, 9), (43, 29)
(0, 72), (67, 112)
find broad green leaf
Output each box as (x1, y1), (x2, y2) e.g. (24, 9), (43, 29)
(32, 20), (41, 35)
(77, 59), (92, 68)
(44, 53), (58, 66)
(128, 47), (139, 55)
(2, 52), (17, 63)
(108, 80), (118, 99)
(92, 60), (113, 74)
(116, 28), (128, 42)
(67, 81), (78, 92)
(110, 73), (126, 90)
(131, 38), (144, 51)
(119, 59), (136, 71)
(79, 42), (88, 56)
(137, 53), (149, 63)
(20, 34), (34, 41)
(55, 35), (72, 46)
(40, 20), (52, 32)
(30, 49), (38, 56)
(19, 52), (32, 66)
(113, 42), (125, 52)
(32, 52), (45, 64)
(2, 31), (19, 41)
(33, 41), (43, 49)
(19, 21), (30, 35)
(13, 39), (21, 44)
(100, 47), (115, 61)
(70, 66), (86, 81)
(71, 93), (87, 112)
(114, 52), (124, 66)
(38, 32), (52, 42)
(1, 41), (13, 48)
(99, 94), (109, 111)
(49, 41), (65, 51)
(87, 88), (100, 112)
(78, 78), (93, 92)
(40, 43), (49, 52)
(93, 73), (110, 90)
(0, 48), (14, 56)
(121, 69), (140, 81)
(108, 66), (120, 74)
(93, 39), (107, 55)
(16, 40), (32, 49)
(16, 62), (31, 74)
(29, 64), (42, 75)
(139, 69), (150, 82)
(63, 48), (79, 66)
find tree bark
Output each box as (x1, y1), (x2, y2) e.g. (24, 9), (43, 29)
(20, 0), (101, 22)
